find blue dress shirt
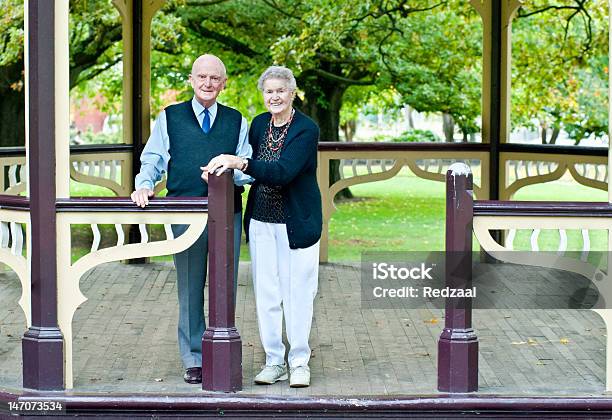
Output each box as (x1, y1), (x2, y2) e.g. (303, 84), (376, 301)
(135, 98), (253, 191)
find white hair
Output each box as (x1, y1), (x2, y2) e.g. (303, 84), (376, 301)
(257, 66), (297, 91)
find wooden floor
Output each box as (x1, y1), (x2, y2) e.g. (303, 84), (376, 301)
(0, 261), (607, 396)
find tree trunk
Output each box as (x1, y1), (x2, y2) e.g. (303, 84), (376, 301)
(300, 77), (352, 199)
(549, 126), (560, 144)
(540, 121), (548, 144)
(541, 128), (547, 144)
(406, 106), (415, 129)
(442, 113), (454, 142)
(0, 61), (26, 147)
(0, 88), (25, 147)
(341, 119), (356, 142)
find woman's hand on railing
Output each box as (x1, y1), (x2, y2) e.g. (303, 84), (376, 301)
(202, 154), (243, 183)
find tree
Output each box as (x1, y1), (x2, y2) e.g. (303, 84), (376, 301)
(175, 0), (489, 195)
(0, 0), (125, 147)
(0, 0), (188, 146)
(379, 0), (482, 141)
(512, 0), (608, 144)
(562, 56), (608, 144)
(2, 0), (487, 195)
(0, 0), (25, 147)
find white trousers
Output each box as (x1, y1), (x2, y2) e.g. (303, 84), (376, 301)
(249, 219), (320, 368)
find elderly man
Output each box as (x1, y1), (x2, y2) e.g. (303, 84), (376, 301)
(131, 54), (251, 384)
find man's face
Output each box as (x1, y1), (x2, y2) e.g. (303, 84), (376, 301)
(189, 58), (226, 108)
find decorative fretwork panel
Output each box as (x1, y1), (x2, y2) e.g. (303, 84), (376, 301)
(74, 223), (175, 256)
(0, 210), (30, 327)
(69, 152), (132, 196)
(501, 153), (607, 200)
(57, 211), (208, 389)
(0, 151), (133, 197)
(504, 228), (606, 264)
(338, 157), (484, 190)
(473, 216), (612, 390)
(0, 159), (28, 195)
(317, 148), (490, 262)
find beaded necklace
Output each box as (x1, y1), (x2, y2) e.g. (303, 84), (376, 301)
(266, 109), (295, 152)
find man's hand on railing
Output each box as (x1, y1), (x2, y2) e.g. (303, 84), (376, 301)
(130, 188), (154, 208)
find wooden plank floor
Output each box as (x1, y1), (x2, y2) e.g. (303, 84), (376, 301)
(0, 261), (607, 396)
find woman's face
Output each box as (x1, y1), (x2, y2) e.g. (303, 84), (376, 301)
(262, 78), (294, 117)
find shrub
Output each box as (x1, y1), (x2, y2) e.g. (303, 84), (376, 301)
(373, 134), (392, 142)
(392, 129), (440, 143)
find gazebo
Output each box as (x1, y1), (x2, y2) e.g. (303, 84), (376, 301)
(1, 0), (612, 417)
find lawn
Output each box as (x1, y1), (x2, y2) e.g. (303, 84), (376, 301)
(68, 168), (608, 263)
(328, 168), (608, 260)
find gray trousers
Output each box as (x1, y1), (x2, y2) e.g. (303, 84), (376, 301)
(172, 211), (242, 369)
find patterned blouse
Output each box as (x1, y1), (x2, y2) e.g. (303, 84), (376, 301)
(251, 123), (287, 223)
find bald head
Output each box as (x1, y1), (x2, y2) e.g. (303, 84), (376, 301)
(191, 54), (226, 79)
(189, 54), (228, 108)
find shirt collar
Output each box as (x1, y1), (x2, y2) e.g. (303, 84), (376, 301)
(191, 98), (217, 119)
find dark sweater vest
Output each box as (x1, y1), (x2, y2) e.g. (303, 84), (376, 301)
(166, 101), (243, 212)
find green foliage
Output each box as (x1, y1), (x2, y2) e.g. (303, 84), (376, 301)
(562, 56), (609, 144)
(340, 86), (377, 127)
(392, 129), (440, 143)
(387, 1), (483, 137)
(73, 127), (122, 145)
(0, 0), (24, 91)
(1, 0), (609, 148)
(175, 0), (481, 143)
(512, 0), (609, 144)
(0, 0), (23, 68)
(372, 134), (391, 142)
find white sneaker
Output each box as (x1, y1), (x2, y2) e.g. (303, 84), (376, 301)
(254, 364), (288, 384)
(289, 365), (310, 388)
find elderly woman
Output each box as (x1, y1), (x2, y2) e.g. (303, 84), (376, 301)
(204, 66), (321, 388)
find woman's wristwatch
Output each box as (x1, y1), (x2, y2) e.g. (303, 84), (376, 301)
(240, 158), (249, 172)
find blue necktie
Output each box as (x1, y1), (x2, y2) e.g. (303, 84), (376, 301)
(202, 108), (211, 134)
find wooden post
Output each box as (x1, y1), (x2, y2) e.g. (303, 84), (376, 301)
(202, 170), (242, 392)
(128, 0), (146, 263)
(438, 163), (478, 392)
(22, 0), (64, 390)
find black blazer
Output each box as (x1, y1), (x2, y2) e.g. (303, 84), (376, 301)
(243, 110), (322, 249)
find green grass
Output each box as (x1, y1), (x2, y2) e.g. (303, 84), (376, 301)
(68, 170), (609, 263)
(329, 169), (447, 260)
(327, 168), (608, 261)
(70, 180), (117, 197)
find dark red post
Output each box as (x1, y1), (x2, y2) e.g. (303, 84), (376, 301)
(438, 163), (478, 392)
(128, 0), (147, 263)
(22, 0), (64, 390)
(202, 170), (242, 392)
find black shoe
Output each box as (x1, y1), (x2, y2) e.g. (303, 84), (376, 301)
(184, 367), (202, 384)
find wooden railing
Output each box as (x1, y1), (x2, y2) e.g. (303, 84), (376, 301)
(317, 142), (607, 262)
(500, 144), (608, 200)
(0, 145), (134, 197)
(0, 170), (241, 392)
(317, 142), (491, 262)
(0, 142), (606, 263)
(443, 163), (612, 392)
